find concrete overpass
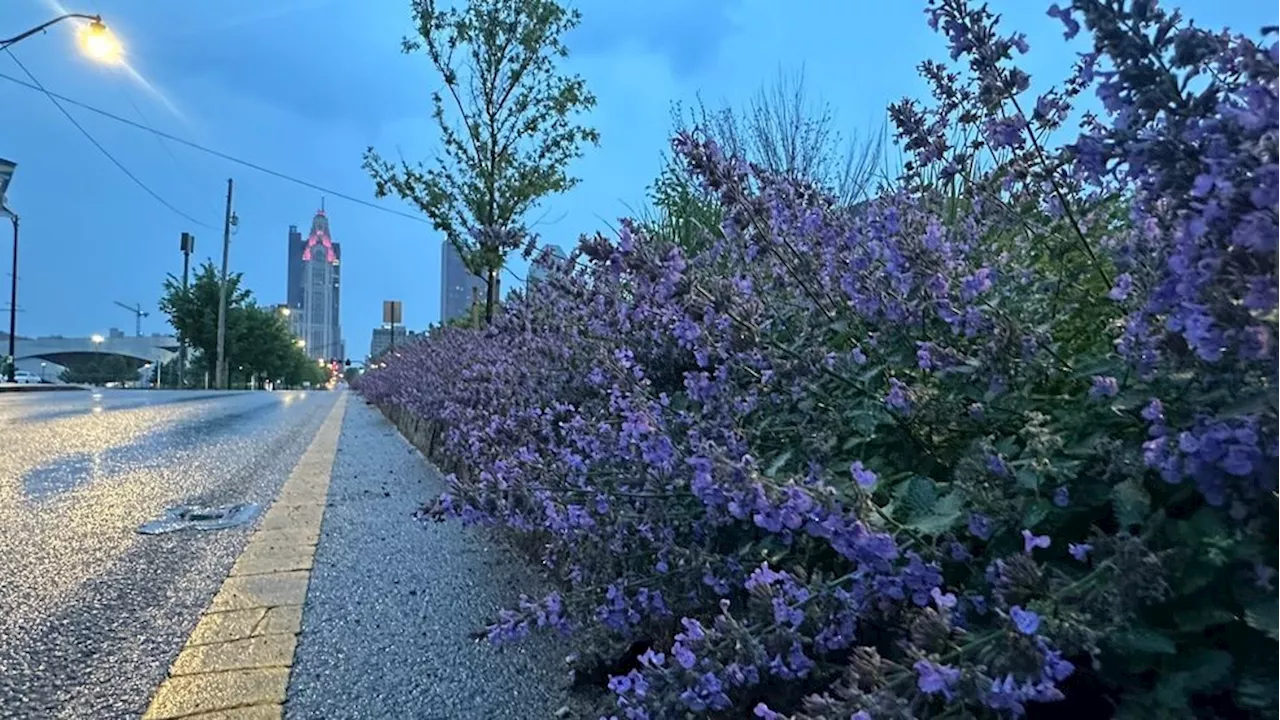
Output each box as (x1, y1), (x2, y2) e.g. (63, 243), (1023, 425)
(7, 333), (179, 381)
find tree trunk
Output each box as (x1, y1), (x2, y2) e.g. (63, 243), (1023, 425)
(484, 266), (497, 324)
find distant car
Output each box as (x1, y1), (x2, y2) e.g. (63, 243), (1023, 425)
(11, 370), (41, 384)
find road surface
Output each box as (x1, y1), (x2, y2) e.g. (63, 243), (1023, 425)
(0, 389), (570, 720)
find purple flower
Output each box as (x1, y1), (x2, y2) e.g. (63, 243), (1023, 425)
(914, 659), (961, 700)
(850, 461), (878, 489)
(1047, 4), (1080, 39)
(1052, 486), (1070, 507)
(1022, 529), (1051, 553)
(968, 512), (994, 541)
(753, 704), (783, 720)
(1089, 375), (1119, 400)
(986, 453), (1011, 478)
(1010, 605), (1041, 635)
(1068, 543), (1092, 561)
(885, 378), (912, 413)
(931, 586), (958, 609)
(672, 642), (696, 670)
(1108, 272), (1133, 301)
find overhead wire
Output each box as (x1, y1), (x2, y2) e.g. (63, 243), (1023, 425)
(0, 65), (559, 289)
(2, 50), (219, 229)
(0, 69), (431, 225)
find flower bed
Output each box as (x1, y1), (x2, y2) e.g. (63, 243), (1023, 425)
(360, 2), (1277, 717)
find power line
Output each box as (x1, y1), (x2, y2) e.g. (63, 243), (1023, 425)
(0, 69), (431, 225)
(3, 51), (219, 229)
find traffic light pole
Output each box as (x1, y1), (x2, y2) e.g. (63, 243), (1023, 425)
(178, 232), (193, 389)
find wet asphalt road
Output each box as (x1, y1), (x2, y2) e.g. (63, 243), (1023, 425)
(0, 389), (338, 720)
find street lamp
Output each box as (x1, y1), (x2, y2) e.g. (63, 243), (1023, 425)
(0, 14), (120, 382)
(0, 159), (15, 383)
(295, 338), (305, 348)
(1, 14), (121, 61)
(76, 20), (121, 63)
(90, 333), (104, 346)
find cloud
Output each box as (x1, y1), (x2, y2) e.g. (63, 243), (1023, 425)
(568, 0), (742, 79)
(118, 1), (425, 133)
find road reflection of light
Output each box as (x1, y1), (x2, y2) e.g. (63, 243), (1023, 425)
(92, 406), (103, 414)
(91, 393), (103, 401)
(280, 392), (297, 408)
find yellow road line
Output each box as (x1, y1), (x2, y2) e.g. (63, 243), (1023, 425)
(143, 394), (348, 720)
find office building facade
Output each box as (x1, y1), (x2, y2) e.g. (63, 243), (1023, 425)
(294, 207), (344, 361)
(440, 240), (486, 323)
(369, 324), (410, 360)
(286, 224), (304, 312)
(527, 244), (568, 287)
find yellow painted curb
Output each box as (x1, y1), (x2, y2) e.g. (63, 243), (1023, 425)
(143, 394), (348, 720)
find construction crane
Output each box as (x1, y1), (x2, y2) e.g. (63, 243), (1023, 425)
(113, 301), (149, 337)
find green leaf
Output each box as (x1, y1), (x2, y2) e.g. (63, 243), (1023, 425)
(906, 490), (965, 535)
(1014, 468), (1040, 491)
(1236, 671), (1280, 711)
(1109, 627), (1177, 655)
(1112, 478), (1151, 528)
(1022, 499), (1051, 529)
(765, 450), (793, 478)
(1172, 605), (1237, 632)
(1219, 389), (1277, 419)
(895, 476), (937, 518)
(1169, 649), (1233, 693)
(1244, 596), (1279, 640)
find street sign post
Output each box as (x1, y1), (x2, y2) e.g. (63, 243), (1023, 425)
(383, 300), (403, 351)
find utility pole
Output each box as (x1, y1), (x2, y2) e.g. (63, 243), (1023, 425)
(6, 215), (17, 383)
(214, 178), (234, 390)
(178, 232), (194, 389)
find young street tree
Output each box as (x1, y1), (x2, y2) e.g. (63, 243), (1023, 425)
(160, 261), (250, 376)
(364, 0), (598, 323)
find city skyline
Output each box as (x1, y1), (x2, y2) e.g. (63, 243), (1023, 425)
(1, 1), (1265, 353)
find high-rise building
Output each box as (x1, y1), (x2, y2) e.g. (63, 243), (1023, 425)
(286, 224), (304, 312)
(527, 244), (568, 288)
(440, 240), (486, 323)
(295, 206), (344, 361)
(369, 324), (410, 360)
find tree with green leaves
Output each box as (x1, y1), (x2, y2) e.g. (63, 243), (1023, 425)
(160, 261), (250, 376)
(364, 0), (599, 323)
(60, 355), (139, 385)
(160, 263), (321, 388)
(234, 304), (295, 384)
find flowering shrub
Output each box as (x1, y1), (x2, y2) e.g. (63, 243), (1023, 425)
(360, 1), (1277, 717)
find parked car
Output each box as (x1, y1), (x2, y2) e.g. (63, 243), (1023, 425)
(11, 370), (41, 384)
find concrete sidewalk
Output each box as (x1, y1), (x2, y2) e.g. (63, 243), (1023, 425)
(140, 393), (571, 719)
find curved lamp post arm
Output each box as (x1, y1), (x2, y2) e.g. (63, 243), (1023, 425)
(0, 13), (101, 49)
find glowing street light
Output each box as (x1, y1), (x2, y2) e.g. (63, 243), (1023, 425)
(1, 14), (121, 65)
(76, 19), (121, 64)
(278, 306), (292, 316)
(90, 333), (104, 345)
(295, 338), (306, 348)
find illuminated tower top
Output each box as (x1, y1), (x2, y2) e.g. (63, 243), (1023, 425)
(301, 202), (337, 263)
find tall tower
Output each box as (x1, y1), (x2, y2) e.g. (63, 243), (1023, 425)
(286, 224), (303, 312)
(298, 204), (343, 360)
(440, 240), (485, 323)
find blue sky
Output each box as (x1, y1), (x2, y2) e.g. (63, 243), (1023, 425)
(2, 0), (1272, 355)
